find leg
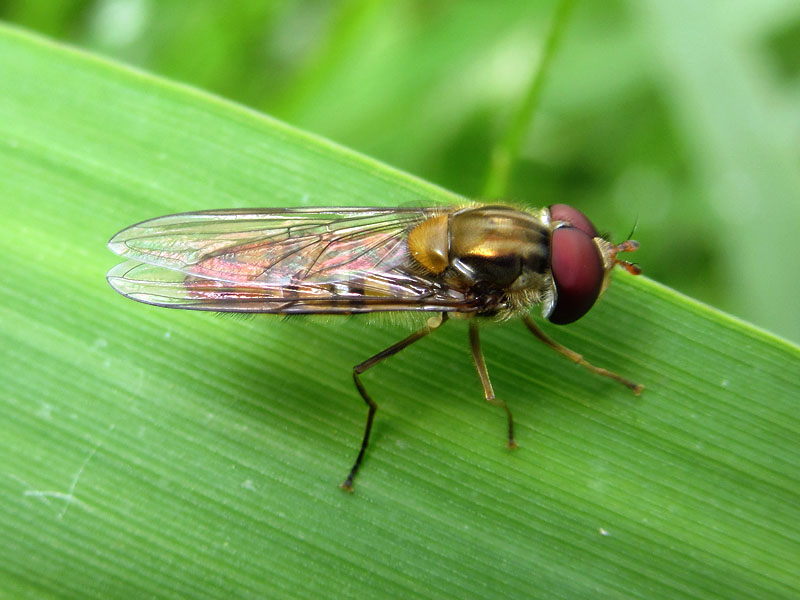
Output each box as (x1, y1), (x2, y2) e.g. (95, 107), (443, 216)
(341, 313), (449, 491)
(521, 314), (643, 394)
(469, 320), (517, 449)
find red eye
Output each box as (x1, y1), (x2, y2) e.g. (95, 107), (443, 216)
(550, 203), (598, 238)
(548, 226), (604, 325)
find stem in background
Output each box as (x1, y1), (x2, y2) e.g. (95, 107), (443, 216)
(482, 0), (577, 199)
(270, 0), (380, 119)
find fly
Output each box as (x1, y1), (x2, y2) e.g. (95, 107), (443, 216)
(107, 203), (642, 491)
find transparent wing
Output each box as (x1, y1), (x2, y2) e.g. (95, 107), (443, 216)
(107, 207), (477, 314)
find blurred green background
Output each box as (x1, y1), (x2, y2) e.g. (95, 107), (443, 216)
(3, 0), (799, 343)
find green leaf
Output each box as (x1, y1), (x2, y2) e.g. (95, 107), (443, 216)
(1, 23), (798, 600)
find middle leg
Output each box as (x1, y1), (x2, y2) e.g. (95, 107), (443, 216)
(469, 319), (517, 449)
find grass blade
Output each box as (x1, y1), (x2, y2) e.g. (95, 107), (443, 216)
(1, 24), (798, 600)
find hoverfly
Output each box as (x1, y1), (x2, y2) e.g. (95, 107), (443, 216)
(107, 203), (642, 490)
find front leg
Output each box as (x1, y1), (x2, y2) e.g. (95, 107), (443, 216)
(522, 314), (643, 394)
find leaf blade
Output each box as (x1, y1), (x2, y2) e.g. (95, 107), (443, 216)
(1, 23), (799, 600)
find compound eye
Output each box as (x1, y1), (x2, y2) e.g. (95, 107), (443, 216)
(548, 226), (604, 324)
(549, 204), (598, 238)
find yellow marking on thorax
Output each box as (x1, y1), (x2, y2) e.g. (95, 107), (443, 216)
(407, 214), (449, 274)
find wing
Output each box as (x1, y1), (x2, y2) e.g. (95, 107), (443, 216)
(107, 207), (478, 314)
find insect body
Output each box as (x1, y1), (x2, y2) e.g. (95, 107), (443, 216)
(107, 203), (641, 490)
